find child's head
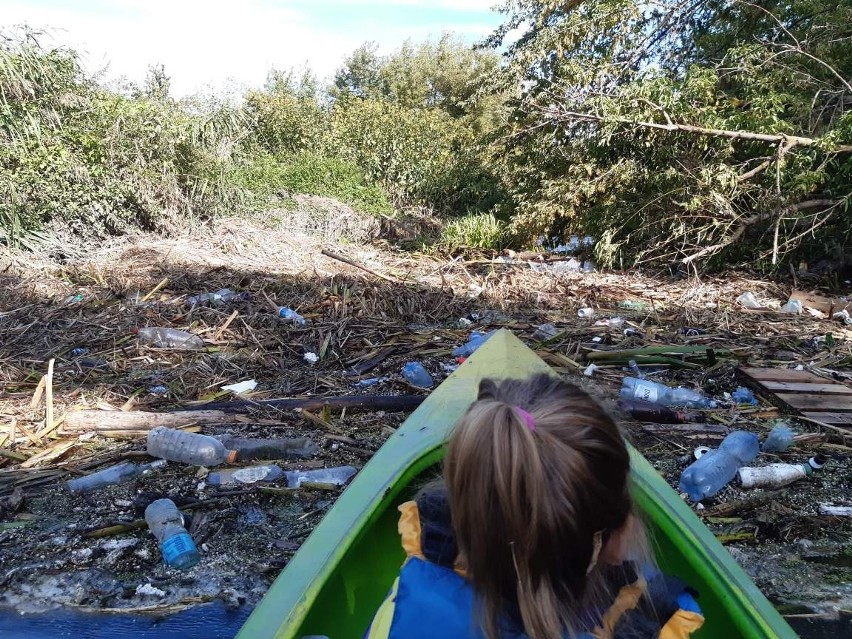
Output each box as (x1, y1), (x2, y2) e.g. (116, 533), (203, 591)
(444, 373), (643, 639)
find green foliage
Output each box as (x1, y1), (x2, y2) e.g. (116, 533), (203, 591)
(486, 0), (852, 268)
(441, 211), (507, 250)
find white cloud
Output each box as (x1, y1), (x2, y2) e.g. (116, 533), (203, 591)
(1, 0), (501, 97)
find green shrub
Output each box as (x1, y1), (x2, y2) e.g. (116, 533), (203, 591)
(441, 212), (507, 250)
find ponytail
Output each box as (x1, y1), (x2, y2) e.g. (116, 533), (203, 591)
(444, 375), (637, 639)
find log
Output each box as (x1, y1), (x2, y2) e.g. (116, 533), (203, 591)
(63, 410), (231, 433)
(183, 394), (425, 414)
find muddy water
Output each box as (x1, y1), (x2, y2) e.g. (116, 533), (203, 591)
(0, 602), (251, 639)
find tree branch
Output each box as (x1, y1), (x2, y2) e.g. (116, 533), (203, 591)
(544, 108), (852, 153)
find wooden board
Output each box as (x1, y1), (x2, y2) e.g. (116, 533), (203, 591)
(801, 412), (852, 426)
(739, 367), (825, 384)
(738, 366), (852, 428)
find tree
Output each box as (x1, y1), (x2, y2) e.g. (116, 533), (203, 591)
(143, 63), (170, 101)
(486, 0), (852, 268)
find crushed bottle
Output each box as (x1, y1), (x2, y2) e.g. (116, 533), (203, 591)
(66, 460), (167, 493)
(147, 427), (237, 466)
(137, 327), (205, 350)
(145, 498), (200, 569)
(737, 292), (761, 309)
(452, 330), (496, 358)
(208, 464), (285, 486)
(780, 299), (803, 314)
(678, 431), (760, 501)
(532, 323), (559, 341)
(731, 386), (757, 405)
(277, 307), (306, 326)
(284, 465), (357, 488)
(402, 362), (434, 389)
(186, 289), (246, 307)
(762, 421), (795, 453)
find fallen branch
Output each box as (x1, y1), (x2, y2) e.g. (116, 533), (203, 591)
(63, 410), (231, 433)
(320, 249), (400, 283)
(545, 107), (852, 153)
(183, 393), (425, 414)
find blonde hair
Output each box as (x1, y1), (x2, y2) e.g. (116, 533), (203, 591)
(444, 374), (647, 639)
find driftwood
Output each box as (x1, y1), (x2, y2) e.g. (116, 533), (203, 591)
(183, 394), (425, 414)
(63, 410), (230, 433)
(62, 395), (425, 433)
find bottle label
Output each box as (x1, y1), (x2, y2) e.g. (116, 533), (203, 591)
(232, 466), (273, 484)
(633, 383), (658, 403)
(161, 532), (197, 566)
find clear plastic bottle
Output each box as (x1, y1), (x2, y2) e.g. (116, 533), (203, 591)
(187, 289), (244, 307)
(208, 465), (285, 486)
(147, 427), (237, 466)
(277, 307), (306, 326)
(284, 465), (357, 488)
(402, 362), (434, 389)
(144, 498), (200, 569)
(678, 431), (760, 501)
(452, 330), (496, 358)
(137, 327), (205, 350)
(66, 459), (167, 493)
(620, 377), (717, 408)
(762, 421), (794, 452)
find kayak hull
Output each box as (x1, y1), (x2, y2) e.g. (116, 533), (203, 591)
(237, 330), (797, 639)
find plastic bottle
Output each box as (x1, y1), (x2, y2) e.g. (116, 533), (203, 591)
(277, 307), (306, 326)
(147, 427), (237, 466)
(618, 398), (686, 424)
(582, 260), (595, 274)
(215, 434), (318, 460)
(66, 460), (167, 493)
(187, 289), (244, 307)
(731, 386), (757, 405)
(452, 330), (496, 358)
(627, 360), (645, 379)
(762, 422), (795, 452)
(552, 258), (581, 273)
(678, 431), (760, 501)
(402, 362), (434, 389)
(737, 292), (761, 309)
(620, 377), (717, 408)
(577, 307), (594, 319)
(532, 323), (558, 341)
(144, 499), (200, 569)
(738, 456), (825, 490)
(780, 299), (803, 314)
(137, 327), (205, 350)
(284, 465), (357, 488)
(208, 465), (285, 486)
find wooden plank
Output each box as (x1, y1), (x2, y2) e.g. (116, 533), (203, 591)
(775, 393), (852, 412)
(801, 412), (852, 426)
(739, 367), (824, 384)
(759, 381), (852, 395)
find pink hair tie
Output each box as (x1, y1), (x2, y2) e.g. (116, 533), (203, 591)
(514, 407), (536, 432)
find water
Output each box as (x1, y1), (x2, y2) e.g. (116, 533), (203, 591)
(0, 603), (251, 639)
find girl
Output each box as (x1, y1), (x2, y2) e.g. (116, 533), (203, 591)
(366, 373), (704, 639)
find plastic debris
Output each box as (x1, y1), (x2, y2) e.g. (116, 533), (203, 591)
(303, 352), (319, 364)
(186, 288), (244, 307)
(737, 292), (761, 309)
(623, 328), (643, 337)
(762, 422), (794, 453)
(66, 460), (167, 493)
(452, 330), (496, 358)
(137, 327), (205, 350)
(738, 456), (824, 490)
(583, 363), (599, 377)
(819, 505), (852, 516)
(148, 385), (169, 395)
(70, 347), (89, 357)
(679, 431), (760, 501)
(582, 260), (595, 273)
(621, 377), (717, 408)
(147, 427), (237, 466)
(354, 377), (387, 387)
(221, 379), (258, 394)
(208, 465), (284, 486)
(619, 398), (686, 424)
(284, 465), (357, 488)
(594, 317), (624, 329)
(145, 498), (200, 569)
(577, 307), (594, 319)
(626, 360), (646, 379)
(781, 299), (803, 314)
(457, 317), (473, 328)
(681, 328), (706, 336)
(402, 362), (434, 389)
(532, 323), (559, 341)
(833, 309), (852, 325)
(694, 446), (711, 460)
(277, 307), (306, 326)
(731, 386), (757, 405)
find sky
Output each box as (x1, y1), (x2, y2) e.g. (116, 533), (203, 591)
(1, 0), (504, 97)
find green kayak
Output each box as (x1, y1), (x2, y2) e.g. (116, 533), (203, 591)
(237, 330), (797, 639)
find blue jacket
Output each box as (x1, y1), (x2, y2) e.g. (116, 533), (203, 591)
(366, 490), (704, 639)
